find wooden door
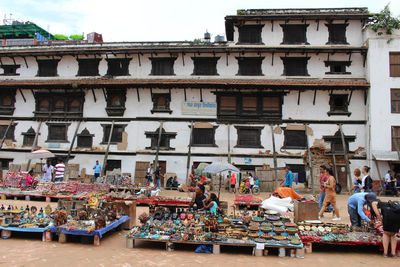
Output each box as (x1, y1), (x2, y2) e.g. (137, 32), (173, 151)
(158, 161), (166, 187)
(336, 165), (348, 190)
(134, 161), (150, 184)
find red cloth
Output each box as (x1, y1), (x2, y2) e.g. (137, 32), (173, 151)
(319, 174), (328, 192)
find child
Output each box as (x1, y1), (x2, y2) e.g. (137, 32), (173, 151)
(200, 193), (220, 215)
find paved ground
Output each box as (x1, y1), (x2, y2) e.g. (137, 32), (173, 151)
(0, 190), (398, 267)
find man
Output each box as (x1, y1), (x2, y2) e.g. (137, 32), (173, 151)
(41, 160), (54, 182)
(93, 160), (102, 179)
(146, 163), (154, 185)
(230, 173), (236, 193)
(347, 192), (376, 230)
(154, 166), (162, 190)
(53, 159), (65, 182)
(281, 166), (293, 188)
(385, 170), (398, 196)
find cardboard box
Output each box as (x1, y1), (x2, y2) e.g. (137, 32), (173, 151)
(294, 200), (319, 222)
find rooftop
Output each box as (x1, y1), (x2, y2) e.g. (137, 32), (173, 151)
(235, 7), (369, 16)
(0, 23), (54, 40)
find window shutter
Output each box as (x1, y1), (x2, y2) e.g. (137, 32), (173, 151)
(390, 53), (400, 77)
(220, 96), (236, 111)
(263, 97), (280, 111)
(242, 96), (257, 111)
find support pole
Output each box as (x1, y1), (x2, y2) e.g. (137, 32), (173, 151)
(0, 119), (13, 150)
(185, 121), (194, 185)
(227, 124), (231, 164)
(305, 124), (315, 195)
(102, 120), (115, 176)
(270, 125), (279, 189)
(65, 120), (81, 167)
(26, 121), (42, 171)
(339, 124), (352, 192)
(332, 155), (338, 183)
(154, 121), (164, 169)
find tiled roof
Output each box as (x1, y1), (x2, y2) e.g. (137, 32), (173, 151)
(235, 8), (369, 16)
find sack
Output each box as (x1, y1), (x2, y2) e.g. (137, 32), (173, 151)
(335, 184), (342, 194)
(388, 200), (400, 214)
(195, 245), (213, 253)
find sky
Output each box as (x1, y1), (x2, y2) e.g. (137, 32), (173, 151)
(0, 0), (399, 42)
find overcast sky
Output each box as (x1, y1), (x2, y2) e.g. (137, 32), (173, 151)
(0, 0), (399, 42)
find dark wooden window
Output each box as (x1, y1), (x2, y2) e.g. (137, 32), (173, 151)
(105, 89), (126, 116)
(150, 57), (176, 75)
(323, 130), (355, 154)
(106, 58), (131, 76)
(145, 127), (177, 150)
(105, 160), (121, 173)
(392, 126), (400, 151)
(281, 24), (309, 44)
(326, 24), (348, 44)
(0, 125), (15, 141)
(0, 89), (16, 115)
(217, 94), (282, 122)
(0, 159), (12, 170)
(390, 52), (400, 77)
(328, 94), (351, 116)
(76, 128), (94, 148)
(282, 57), (310, 76)
(283, 130), (307, 149)
(238, 25), (264, 44)
(101, 124), (127, 144)
(46, 123), (69, 142)
(192, 127), (217, 147)
(34, 92), (84, 118)
(37, 59), (59, 77)
(237, 57), (264, 76)
(77, 58), (101, 76)
(22, 127), (36, 146)
(192, 57), (219, 75)
(391, 89), (400, 113)
(0, 65), (20, 76)
(325, 61), (351, 74)
(151, 93), (171, 113)
(235, 126), (263, 148)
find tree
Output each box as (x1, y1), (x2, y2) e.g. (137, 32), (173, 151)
(368, 4), (400, 35)
(69, 34), (84, 40)
(53, 34), (69, 40)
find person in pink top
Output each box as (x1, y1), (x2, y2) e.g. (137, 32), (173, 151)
(26, 169), (34, 187)
(319, 166), (331, 211)
(230, 173), (236, 193)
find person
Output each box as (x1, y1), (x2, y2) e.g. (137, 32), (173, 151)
(254, 176), (260, 187)
(248, 173), (254, 192)
(347, 192), (375, 230)
(93, 160), (102, 179)
(281, 166), (293, 188)
(385, 170), (398, 196)
(26, 169), (34, 187)
(154, 166), (162, 190)
(360, 166), (373, 192)
(172, 176), (179, 187)
(230, 172), (236, 193)
(189, 184), (207, 210)
(146, 163), (154, 185)
(318, 168), (341, 221)
(349, 168), (362, 194)
(319, 166), (329, 210)
(200, 192), (220, 215)
(368, 194), (400, 257)
(53, 159), (65, 182)
(41, 160), (53, 182)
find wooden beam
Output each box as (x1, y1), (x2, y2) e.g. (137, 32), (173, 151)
(271, 20), (274, 32)
(200, 88), (203, 102)
(226, 52), (229, 66)
(0, 120), (14, 150)
(102, 120), (115, 176)
(102, 88), (107, 100)
(184, 88), (187, 101)
(91, 88), (97, 102)
(181, 52), (185, 66)
(316, 19), (320, 31)
(338, 124), (352, 192)
(364, 90), (368, 105)
(18, 88), (26, 102)
(136, 88), (140, 102)
(271, 52), (274, 66)
(227, 124), (231, 164)
(347, 90), (353, 105)
(313, 89), (317, 105)
(297, 90), (301, 105)
(65, 120), (82, 172)
(186, 121), (194, 185)
(137, 53), (141, 66)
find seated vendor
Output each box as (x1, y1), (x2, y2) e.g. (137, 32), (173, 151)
(189, 184), (207, 210)
(200, 192), (220, 215)
(26, 169), (34, 187)
(347, 192), (376, 230)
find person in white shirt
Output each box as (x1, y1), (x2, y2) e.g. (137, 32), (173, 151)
(249, 173), (254, 193)
(41, 160), (54, 182)
(53, 159), (65, 182)
(146, 163), (154, 184)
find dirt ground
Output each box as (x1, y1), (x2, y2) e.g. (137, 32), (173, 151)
(0, 190), (399, 267)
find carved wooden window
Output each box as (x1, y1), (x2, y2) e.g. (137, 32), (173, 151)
(389, 52), (400, 77)
(281, 24), (309, 44)
(237, 57), (264, 76)
(283, 130), (307, 149)
(238, 25), (264, 44)
(326, 24), (348, 44)
(22, 127), (36, 146)
(192, 127), (217, 147)
(151, 93), (171, 113)
(145, 127), (176, 150)
(37, 59), (59, 77)
(192, 57), (219, 75)
(34, 92), (84, 118)
(0, 65), (20, 76)
(150, 57), (176, 75)
(325, 61), (351, 74)
(77, 58), (101, 76)
(77, 128), (94, 148)
(106, 89), (126, 116)
(328, 94), (350, 116)
(106, 58), (131, 76)
(282, 57), (310, 76)
(0, 125), (15, 141)
(235, 126), (263, 148)
(0, 89), (16, 115)
(101, 124), (127, 144)
(46, 123), (70, 142)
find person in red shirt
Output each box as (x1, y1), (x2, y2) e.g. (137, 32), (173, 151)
(230, 173), (236, 193)
(26, 169), (34, 187)
(319, 166), (332, 213)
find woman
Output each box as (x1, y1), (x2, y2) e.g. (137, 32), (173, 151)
(318, 168), (341, 221)
(248, 173), (254, 193)
(360, 166), (373, 192)
(200, 193), (220, 215)
(26, 169), (34, 187)
(367, 194), (400, 257)
(189, 184), (207, 210)
(349, 168), (362, 194)
(319, 166), (329, 210)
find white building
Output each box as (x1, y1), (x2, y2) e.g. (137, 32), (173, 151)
(0, 8), (378, 189)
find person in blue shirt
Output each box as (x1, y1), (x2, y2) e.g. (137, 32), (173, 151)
(280, 166), (293, 188)
(93, 160), (102, 178)
(347, 192), (376, 230)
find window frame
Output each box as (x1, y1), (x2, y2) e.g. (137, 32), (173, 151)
(281, 57), (310, 76)
(106, 58), (131, 76)
(237, 24), (264, 44)
(77, 58), (101, 76)
(36, 59), (59, 77)
(282, 129), (307, 149)
(280, 24), (309, 45)
(151, 93), (172, 114)
(392, 126), (400, 151)
(34, 92), (85, 118)
(101, 124), (127, 144)
(76, 128), (94, 148)
(236, 57), (264, 76)
(390, 52), (400, 77)
(0, 89), (16, 115)
(191, 57), (220, 75)
(150, 57), (177, 76)
(0, 124), (16, 141)
(105, 89), (127, 116)
(145, 127), (177, 151)
(324, 61), (352, 75)
(191, 126), (218, 147)
(235, 126), (264, 148)
(328, 94), (351, 116)
(46, 123), (70, 143)
(0, 64), (20, 76)
(326, 23), (349, 45)
(391, 89), (400, 113)
(22, 127), (37, 147)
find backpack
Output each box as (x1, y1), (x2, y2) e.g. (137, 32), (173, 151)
(388, 200), (400, 214)
(335, 183), (342, 194)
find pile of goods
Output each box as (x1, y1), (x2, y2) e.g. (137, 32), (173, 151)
(127, 208), (302, 247)
(298, 221), (382, 244)
(0, 204), (53, 228)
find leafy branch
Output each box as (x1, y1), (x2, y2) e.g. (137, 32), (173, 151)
(368, 4), (400, 35)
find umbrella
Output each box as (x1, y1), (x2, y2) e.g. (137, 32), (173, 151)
(202, 162), (240, 198)
(27, 150), (55, 160)
(194, 162), (209, 176)
(202, 162), (240, 174)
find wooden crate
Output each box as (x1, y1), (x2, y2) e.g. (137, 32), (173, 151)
(294, 200), (319, 222)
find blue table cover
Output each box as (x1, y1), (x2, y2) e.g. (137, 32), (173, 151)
(0, 226), (49, 233)
(50, 216), (130, 238)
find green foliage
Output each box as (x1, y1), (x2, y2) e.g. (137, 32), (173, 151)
(69, 34), (84, 40)
(368, 4), (400, 35)
(237, 10), (245, 15)
(53, 34), (69, 40)
(193, 38), (202, 44)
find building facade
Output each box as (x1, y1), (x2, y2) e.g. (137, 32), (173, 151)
(0, 8), (377, 188)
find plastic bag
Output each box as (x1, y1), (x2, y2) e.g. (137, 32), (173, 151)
(195, 245), (213, 253)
